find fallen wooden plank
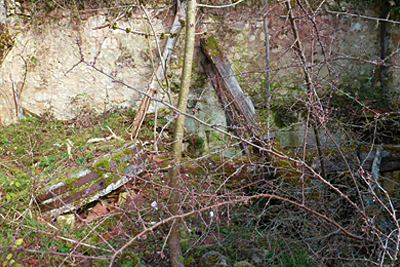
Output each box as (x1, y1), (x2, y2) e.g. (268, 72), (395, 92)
(200, 37), (275, 155)
(36, 142), (147, 215)
(200, 38), (259, 138)
(39, 178), (106, 212)
(36, 171), (98, 204)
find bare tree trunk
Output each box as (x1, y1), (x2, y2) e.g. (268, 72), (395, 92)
(379, 2), (389, 106)
(262, 0), (271, 149)
(130, 1), (186, 140)
(10, 62), (24, 119)
(167, 1), (196, 266)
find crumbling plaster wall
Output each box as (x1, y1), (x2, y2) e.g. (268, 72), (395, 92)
(0, 2), (168, 124)
(0, 1), (398, 127)
(203, 4), (399, 109)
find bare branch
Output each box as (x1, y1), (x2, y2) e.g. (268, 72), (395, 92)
(197, 0), (246, 8)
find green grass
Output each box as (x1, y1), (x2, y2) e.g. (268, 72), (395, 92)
(0, 108), (167, 265)
(0, 107), (326, 267)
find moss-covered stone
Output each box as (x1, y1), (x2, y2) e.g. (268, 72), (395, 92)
(200, 251), (227, 267)
(56, 214), (75, 230)
(234, 261), (254, 267)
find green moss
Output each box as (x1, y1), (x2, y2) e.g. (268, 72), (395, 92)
(190, 181), (199, 187)
(200, 251), (227, 267)
(157, 154), (168, 160)
(170, 55), (184, 69)
(208, 130), (222, 142)
(234, 261), (253, 267)
(161, 159), (172, 169)
(92, 260), (109, 267)
(63, 176), (76, 191)
(183, 160), (203, 174)
(191, 72), (207, 89)
(91, 146), (133, 187)
(37, 144), (140, 211)
(120, 251), (141, 267)
(205, 37), (222, 58)
(0, 28), (16, 63)
(92, 156), (110, 177)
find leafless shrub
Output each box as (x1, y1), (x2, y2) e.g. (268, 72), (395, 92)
(2, 1), (400, 266)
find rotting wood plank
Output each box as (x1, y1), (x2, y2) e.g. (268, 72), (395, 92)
(200, 38), (259, 136)
(36, 142), (147, 215)
(39, 179), (107, 212)
(202, 56), (249, 153)
(200, 38), (274, 154)
(36, 171), (98, 204)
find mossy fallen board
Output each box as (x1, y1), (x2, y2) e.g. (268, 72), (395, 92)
(36, 142), (147, 216)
